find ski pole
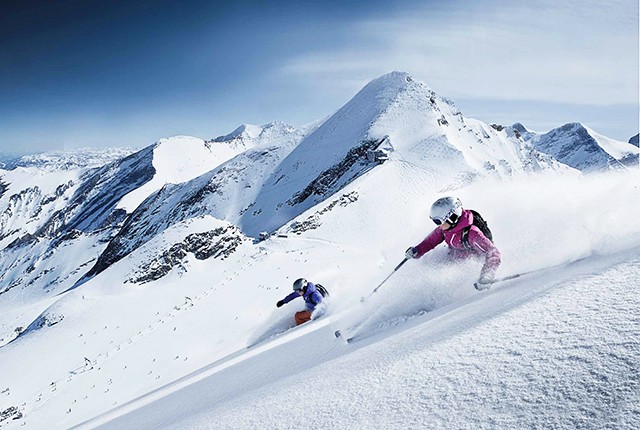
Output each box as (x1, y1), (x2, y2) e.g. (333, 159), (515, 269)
(361, 258), (409, 303)
(487, 273), (523, 284)
(475, 268), (540, 289)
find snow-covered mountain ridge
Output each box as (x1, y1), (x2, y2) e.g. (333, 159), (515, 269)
(0, 147), (139, 172)
(0, 70), (636, 336)
(211, 121), (296, 144)
(524, 122), (639, 170)
(0, 72), (638, 429)
(69, 72), (579, 284)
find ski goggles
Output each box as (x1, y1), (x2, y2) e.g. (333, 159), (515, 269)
(431, 212), (459, 226)
(431, 217), (445, 225)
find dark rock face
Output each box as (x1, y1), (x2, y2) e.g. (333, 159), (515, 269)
(0, 179), (8, 200)
(128, 226), (245, 284)
(86, 185), (185, 278)
(28, 312), (65, 330)
(532, 123), (615, 171)
(289, 192), (359, 234)
(630, 134), (639, 147)
(7, 311), (66, 343)
(0, 145), (159, 298)
(618, 152), (639, 167)
(288, 138), (386, 206)
(58, 147), (156, 235)
(183, 228), (242, 260)
(0, 406), (22, 423)
(2, 146), (156, 248)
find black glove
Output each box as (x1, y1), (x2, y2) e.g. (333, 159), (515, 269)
(276, 300), (284, 308)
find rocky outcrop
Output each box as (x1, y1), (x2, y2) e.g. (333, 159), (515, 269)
(0, 406), (22, 424)
(288, 192), (359, 234)
(127, 226), (246, 284)
(528, 123), (635, 171)
(288, 138), (387, 206)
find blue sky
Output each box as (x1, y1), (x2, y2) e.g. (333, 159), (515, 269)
(1, 0), (638, 154)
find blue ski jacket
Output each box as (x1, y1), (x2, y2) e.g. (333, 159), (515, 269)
(282, 282), (323, 312)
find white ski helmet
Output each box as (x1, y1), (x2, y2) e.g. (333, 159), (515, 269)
(293, 278), (308, 291)
(430, 196), (463, 226)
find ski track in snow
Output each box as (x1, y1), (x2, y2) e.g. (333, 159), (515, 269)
(88, 252), (640, 430)
(0, 255), (263, 429)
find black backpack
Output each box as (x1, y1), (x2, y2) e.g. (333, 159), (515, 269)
(315, 284), (329, 298)
(461, 209), (493, 250)
(307, 284), (329, 306)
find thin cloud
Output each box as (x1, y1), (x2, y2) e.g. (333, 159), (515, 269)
(279, 0), (639, 106)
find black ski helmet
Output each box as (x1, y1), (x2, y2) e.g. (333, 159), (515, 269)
(293, 278), (308, 291)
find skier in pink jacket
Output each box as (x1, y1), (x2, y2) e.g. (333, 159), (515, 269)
(405, 196), (501, 290)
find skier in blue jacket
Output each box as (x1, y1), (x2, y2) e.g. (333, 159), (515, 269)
(276, 278), (325, 325)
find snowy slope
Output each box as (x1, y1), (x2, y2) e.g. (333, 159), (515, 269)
(1, 72), (639, 429)
(1, 165), (638, 430)
(84, 169), (639, 430)
(247, 72), (565, 234)
(79, 124), (311, 280)
(92, 251), (639, 430)
(116, 135), (259, 212)
(0, 167), (82, 247)
(0, 134), (277, 343)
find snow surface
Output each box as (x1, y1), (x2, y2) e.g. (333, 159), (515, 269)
(116, 136), (255, 212)
(96, 252), (640, 430)
(1, 72), (639, 430)
(213, 124), (263, 142)
(584, 125), (640, 159)
(1, 167), (638, 430)
(0, 167), (82, 246)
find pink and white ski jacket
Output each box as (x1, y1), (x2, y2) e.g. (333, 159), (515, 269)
(413, 209), (501, 276)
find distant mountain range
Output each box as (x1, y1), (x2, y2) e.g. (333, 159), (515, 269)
(0, 71), (638, 332)
(0, 147), (139, 171)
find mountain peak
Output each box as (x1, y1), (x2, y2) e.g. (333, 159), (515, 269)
(358, 71), (416, 106)
(558, 122), (587, 133)
(213, 124), (263, 142)
(257, 121), (296, 139)
(212, 122), (295, 143)
(374, 70), (414, 85)
(511, 123), (530, 133)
